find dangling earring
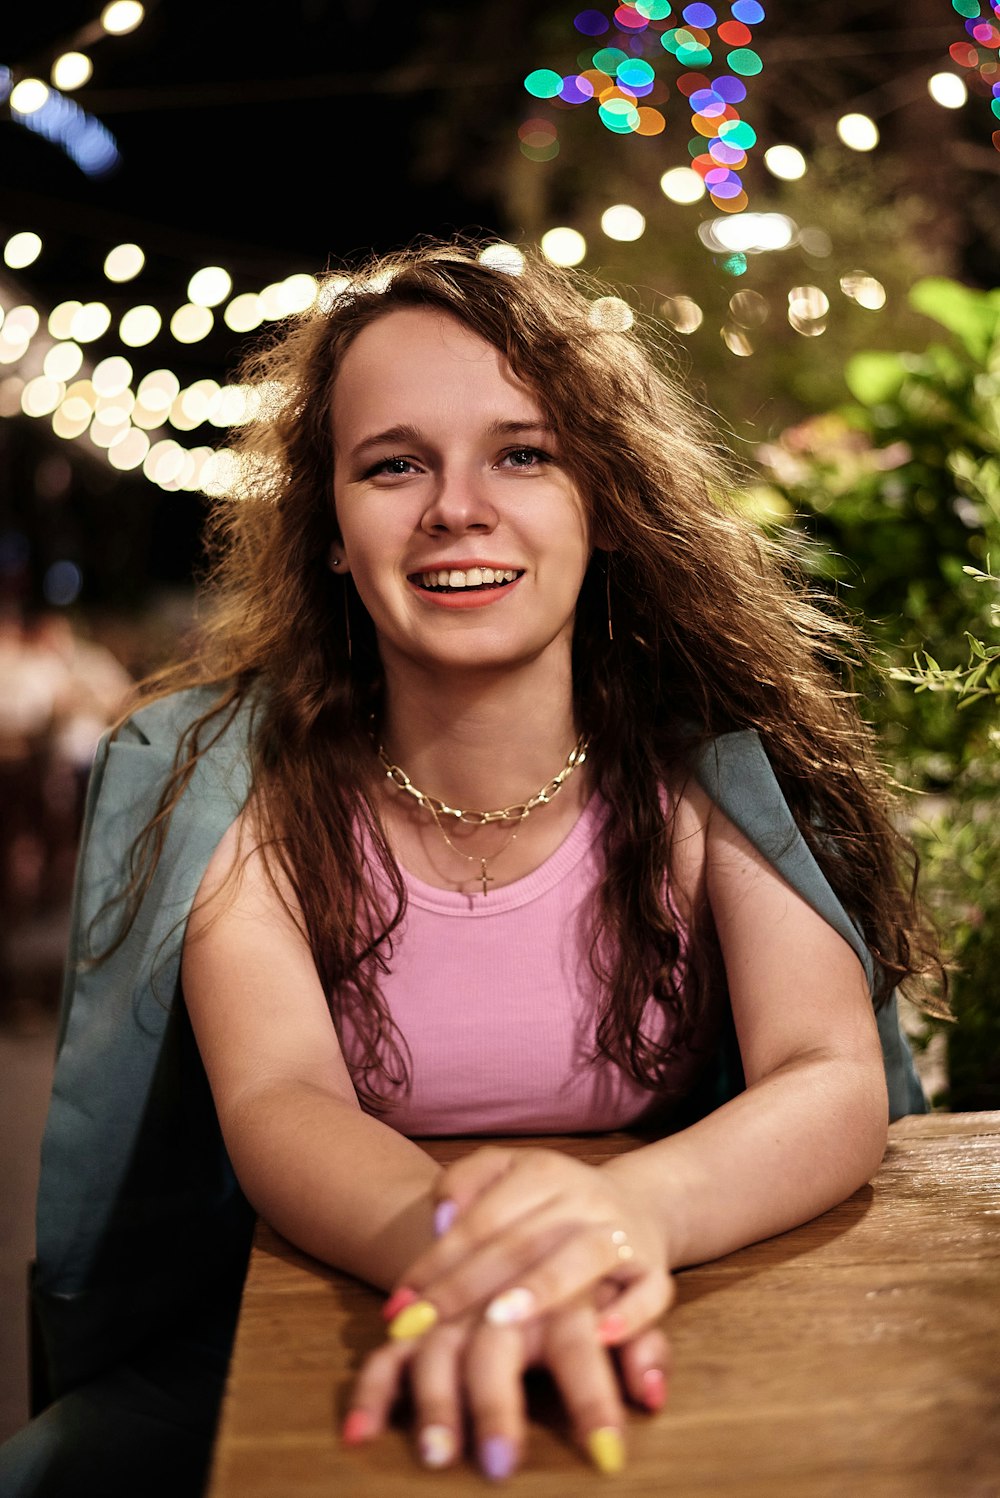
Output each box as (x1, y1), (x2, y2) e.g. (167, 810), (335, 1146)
(330, 552), (352, 662)
(605, 559), (614, 643)
(343, 580), (353, 663)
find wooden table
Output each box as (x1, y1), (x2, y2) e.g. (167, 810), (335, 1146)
(207, 1112), (1000, 1496)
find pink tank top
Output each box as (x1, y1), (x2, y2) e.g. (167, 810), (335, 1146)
(342, 793), (705, 1136)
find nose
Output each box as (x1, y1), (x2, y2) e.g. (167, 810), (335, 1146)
(419, 463), (498, 537)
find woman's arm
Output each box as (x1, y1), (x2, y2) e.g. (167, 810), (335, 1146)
(601, 781), (889, 1273)
(181, 810), (441, 1290)
(383, 783), (888, 1331)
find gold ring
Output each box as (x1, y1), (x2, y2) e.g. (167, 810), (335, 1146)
(611, 1228), (634, 1263)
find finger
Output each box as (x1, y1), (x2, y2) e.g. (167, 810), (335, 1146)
(594, 1264), (676, 1347)
(434, 1145), (516, 1222)
(407, 1322), (468, 1469)
(480, 1223), (657, 1328)
(463, 1320), (530, 1481)
(341, 1339), (411, 1444)
(615, 1324), (673, 1413)
(542, 1303), (628, 1475)
(391, 1152), (556, 1301)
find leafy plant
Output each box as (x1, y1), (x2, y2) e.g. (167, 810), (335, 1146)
(751, 276), (1000, 1109)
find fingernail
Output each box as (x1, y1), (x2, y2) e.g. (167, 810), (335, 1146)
(342, 1408), (374, 1445)
(433, 1198), (459, 1237)
(479, 1434), (516, 1481)
(418, 1423), (456, 1468)
(386, 1299), (438, 1341)
(597, 1312), (628, 1346)
(484, 1287), (536, 1327)
(382, 1285), (419, 1323)
(641, 1366), (667, 1411)
(587, 1426), (626, 1475)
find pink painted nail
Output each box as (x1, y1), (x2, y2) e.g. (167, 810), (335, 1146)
(342, 1408), (374, 1444)
(381, 1285), (419, 1323)
(597, 1312), (628, 1346)
(641, 1367), (667, 1411)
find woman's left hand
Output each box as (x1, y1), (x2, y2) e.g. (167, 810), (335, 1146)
(382, 1146), (673, 1349)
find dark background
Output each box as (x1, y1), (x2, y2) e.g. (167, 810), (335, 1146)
(2, 0), (997, 620)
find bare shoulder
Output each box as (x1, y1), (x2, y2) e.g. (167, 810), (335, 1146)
(188, 792), (304, 943)
(182, 792), (358, 1111)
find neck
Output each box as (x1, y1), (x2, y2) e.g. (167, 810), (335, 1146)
(377, 659), (580, 814)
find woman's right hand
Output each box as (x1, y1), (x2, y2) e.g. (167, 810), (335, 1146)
(342, 1296), (670, 1479)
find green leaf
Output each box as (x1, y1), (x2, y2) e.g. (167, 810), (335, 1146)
(908, 277), (1000, 363)
(844, 351), (908, 406)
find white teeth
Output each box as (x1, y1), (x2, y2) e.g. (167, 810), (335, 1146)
(415, 568), (518, 589)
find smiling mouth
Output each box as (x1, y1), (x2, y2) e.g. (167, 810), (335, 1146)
(410, 567), (524, 593)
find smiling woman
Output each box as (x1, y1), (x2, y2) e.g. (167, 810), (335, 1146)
(1, 239), (943, 1497)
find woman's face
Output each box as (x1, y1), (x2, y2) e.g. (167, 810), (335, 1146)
(331, 306), (591, 685)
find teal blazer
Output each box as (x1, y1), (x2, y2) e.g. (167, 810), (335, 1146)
(32, 687), (926, 1400)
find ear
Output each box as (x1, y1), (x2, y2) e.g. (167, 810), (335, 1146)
(327, 542), (351, 574)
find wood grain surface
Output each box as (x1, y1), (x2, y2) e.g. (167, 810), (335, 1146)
(207, 1112), (1000, 1497)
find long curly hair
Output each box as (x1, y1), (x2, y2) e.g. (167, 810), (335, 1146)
(107, 237), (945, 1109)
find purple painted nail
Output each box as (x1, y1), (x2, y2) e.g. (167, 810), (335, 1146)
(433, 1198), (459, 1237)
(479, 1435), (516, 1481)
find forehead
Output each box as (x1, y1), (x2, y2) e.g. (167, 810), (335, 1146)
(331, 306), (542, 437)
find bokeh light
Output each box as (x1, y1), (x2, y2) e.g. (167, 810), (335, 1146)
(93, 356), (133, 396)
(71, 302), (112, 342)
(187, 266), (232, 307)
(43, 342), (84, 381)
(119, 305), (162, 347)
(101, 1), (145, 34)
(928, 72), (968, 108)
(49, 302), (81, 340)
(660, 295), (704, 333)
(601, 203), (646, 240)
(764, 144), (806, 179)
(478, 244), (526, 275)
(540, 227), (587, 265)
(170, 303), (214, 343)
(51, 53), (93, 91)
(104, 243), (145, 282)
(4, 232), (42, 269)
(836, 112), (879, 150)
(661, 165), (707, 202)
(9, 79), (49, 114)
(588, 296), (635, 331)
(224, 294), (264, 332)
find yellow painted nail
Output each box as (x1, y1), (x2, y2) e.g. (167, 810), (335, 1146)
(386, 1299), (438, 1341)
(587, 1426), (625, 1476)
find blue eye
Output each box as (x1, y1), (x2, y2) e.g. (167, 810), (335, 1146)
(502, 447), (551, 469)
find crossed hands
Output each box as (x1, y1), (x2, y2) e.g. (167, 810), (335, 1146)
(342, 1146), (674, 1480)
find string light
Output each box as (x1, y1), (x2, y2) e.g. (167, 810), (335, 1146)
(524, 0), (768, 219)
(836, 113), (879, 151)
(51, 53), (93, 91)
(9, 79), (49, 114)
(540, 227), (587, 265)
(104, 243), (145, 282)
(4, 232), (43, 269)
(101, 2), (145, 35)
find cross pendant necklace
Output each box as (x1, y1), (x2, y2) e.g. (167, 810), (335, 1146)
(479, 859), (494, 897)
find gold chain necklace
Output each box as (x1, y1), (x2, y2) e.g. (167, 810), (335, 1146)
(376, 733), (590, 897)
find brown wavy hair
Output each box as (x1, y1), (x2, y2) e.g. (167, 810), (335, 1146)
(106, 237), (945, 1109)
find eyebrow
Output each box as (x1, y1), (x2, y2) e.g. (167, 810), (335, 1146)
(348, 418), (554, 462)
